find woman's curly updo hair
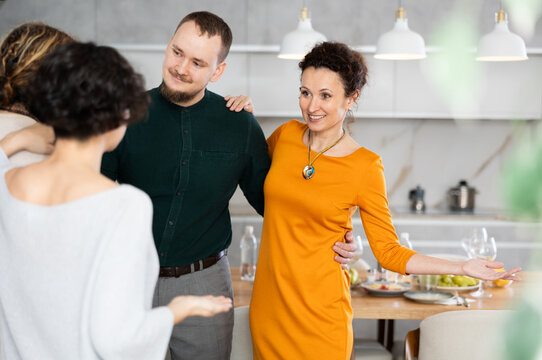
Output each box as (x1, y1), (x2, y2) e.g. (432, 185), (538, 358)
(27, 42), (149, 140)
(0, 22), (73, 110)
(299, 41), (368, 98)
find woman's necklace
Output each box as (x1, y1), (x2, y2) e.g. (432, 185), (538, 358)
(302, 128), (346, 180)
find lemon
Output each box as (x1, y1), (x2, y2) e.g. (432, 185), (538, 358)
(492, 268), (511, 287)
(348, 267), (359, 285)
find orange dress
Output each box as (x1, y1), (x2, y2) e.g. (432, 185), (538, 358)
(249, 120), (416, 360)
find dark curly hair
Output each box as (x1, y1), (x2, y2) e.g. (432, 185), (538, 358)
(27, 42), (149, 140)
(0, 22), (73, 110)
(299, 42), (368, 98)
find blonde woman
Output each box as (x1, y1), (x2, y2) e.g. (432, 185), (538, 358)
(0, 22), (71, 164)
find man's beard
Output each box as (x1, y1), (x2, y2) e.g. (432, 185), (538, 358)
(160, 80), (202, 105)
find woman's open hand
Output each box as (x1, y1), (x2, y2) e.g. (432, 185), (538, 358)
(462, 259), (521, 281)
(167, 295), (232, 324)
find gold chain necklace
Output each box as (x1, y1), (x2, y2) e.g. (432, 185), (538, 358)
(302, 128), (346, 180)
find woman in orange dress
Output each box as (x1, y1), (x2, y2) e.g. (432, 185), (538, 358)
(249, 42), (520, 360)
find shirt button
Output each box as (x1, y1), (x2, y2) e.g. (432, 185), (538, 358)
(176, 192), (181, 196)
(168, 221), (174, 226)
(160, 252), (164, 256)
(181, 161), (186, 166)
(183, 129), (189, 134)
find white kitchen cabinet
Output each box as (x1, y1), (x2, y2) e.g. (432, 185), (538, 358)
(395, 55), (542, 120)
(117, 44), (542, 120)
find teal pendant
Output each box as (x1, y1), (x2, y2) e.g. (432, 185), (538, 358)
(302, 165), (314, 180)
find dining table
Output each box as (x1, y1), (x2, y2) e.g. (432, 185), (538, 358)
(230, 268), (540, 351)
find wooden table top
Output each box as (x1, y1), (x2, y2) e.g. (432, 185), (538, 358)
(231, 268), (539, 320)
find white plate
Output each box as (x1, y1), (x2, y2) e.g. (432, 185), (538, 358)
(361, 281), (412, 297)
(404, 291), (454, 304)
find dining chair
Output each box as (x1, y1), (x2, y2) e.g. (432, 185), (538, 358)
(352, 338), (392, 360)
(231, 305), (253, 360)
(404, 310), (515, 360)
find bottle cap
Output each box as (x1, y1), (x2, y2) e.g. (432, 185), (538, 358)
(245, 225), (254, 233)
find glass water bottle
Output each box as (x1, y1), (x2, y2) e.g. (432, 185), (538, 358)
(240, 225), (257, 281)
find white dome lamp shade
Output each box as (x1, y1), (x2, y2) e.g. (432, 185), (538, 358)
(278, 6), (327, 60)
(375, 7), (426, 60)
(476, 9), (528, 62)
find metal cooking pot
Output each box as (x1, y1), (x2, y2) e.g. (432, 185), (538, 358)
(447, 180), (477, 212)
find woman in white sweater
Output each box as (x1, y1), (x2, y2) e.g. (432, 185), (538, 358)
(0, 41), (231, 360)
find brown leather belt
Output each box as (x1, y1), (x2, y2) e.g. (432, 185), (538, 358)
(159, 250), (227, 278)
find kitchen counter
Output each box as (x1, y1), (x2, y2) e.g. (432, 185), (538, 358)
(228, 214), (542, 273)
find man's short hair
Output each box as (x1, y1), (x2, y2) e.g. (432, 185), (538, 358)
(176, 11), (232, 63)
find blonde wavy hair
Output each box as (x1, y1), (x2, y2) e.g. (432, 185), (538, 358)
(0, 22), (73, 110)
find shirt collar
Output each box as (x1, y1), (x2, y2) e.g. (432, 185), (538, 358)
(156, 85), (209, 112)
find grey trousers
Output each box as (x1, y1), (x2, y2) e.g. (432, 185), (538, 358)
(153, 256), (234, 360)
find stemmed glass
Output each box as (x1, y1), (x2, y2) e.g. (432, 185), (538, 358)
(352, 236), (364, 263)
(399, 232), (413, 250)
(398, 233), (412, 283)
(463, 229), (497, 298)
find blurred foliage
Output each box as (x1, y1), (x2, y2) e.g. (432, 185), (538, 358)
(501, 123), (542, 220)
(504, 299), (542, 360)
(504, 0), (542, 40)
(424, 1), (481, 116)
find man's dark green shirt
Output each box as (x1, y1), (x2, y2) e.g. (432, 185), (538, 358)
(101, 87), (270, 266)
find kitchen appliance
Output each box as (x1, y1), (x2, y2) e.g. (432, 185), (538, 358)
(447, 180), (477, 212)
(408, 185), (426, 213)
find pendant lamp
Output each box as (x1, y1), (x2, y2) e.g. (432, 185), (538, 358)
(375, 6), (426, 60)
(278, 4), (327, 60)
(476, 8), (528, 62)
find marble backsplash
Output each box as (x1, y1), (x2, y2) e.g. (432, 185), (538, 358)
(229, 117), (540, 216)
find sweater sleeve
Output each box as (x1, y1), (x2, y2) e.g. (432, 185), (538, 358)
(356, 154), (416, 274)
(89, 190), (173, 360)
(0, 147), (8, 166)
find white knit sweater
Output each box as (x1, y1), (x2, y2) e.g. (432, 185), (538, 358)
(0, 166), (173, 359)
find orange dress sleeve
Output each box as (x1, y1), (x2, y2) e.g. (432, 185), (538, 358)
(356, 153), (417, 274)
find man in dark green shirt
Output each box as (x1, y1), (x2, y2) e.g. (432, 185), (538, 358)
(102, 86), (268, 268)
(101, 11), (354, 360)
(101, 12), (267, 360)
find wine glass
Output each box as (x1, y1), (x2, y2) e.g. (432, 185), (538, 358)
(461, 227), (487, 258)
(352, 235), (364, 262)
(398, 233), (412, 283)
(399, 232), (413, 250)
(466, 234), (497, 298)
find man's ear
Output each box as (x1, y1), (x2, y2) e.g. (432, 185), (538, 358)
(165, 36), (173, 55)
(209, 61), (227, 83)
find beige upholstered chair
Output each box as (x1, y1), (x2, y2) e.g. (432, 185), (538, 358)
(231, 306), (253, 360)
(404, 310), (514, 360)
(353, 338), (392, 360)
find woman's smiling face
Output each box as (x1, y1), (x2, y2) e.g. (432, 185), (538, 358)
(299, 66), (356, 135)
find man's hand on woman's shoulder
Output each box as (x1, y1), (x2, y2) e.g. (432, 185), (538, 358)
(224, 95), (254, 114)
